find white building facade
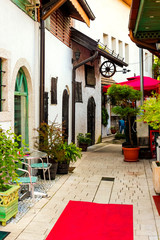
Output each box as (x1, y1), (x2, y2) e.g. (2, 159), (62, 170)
(0, 0), (153, 147)
(74, 0), (153, 138)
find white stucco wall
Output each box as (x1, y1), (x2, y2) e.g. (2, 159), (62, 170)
(0, 0), (153, 146)
(45, 30), (73, 143)
(72, 43), (101, 144)
(74, 0), (153, 138)
(74, 0), (153, 82)
(0, 0), (39, 146)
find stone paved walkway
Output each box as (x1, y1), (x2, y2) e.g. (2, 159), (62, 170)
(1, 143), (160, 240)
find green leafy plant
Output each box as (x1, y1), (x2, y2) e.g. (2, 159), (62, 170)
(115, 133), (126, 140)
(102, 106), (109, 127)
(0, 128), (26, 192)
(152, 56), (160, 80)
(59, 142), (82, 164)
(77, 133), (91, 145)
(107, 84), (141, 147)
(138, 93), (160, 133)
(34, 122), (65, 162)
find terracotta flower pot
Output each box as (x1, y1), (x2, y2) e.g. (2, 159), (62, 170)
(111, 129), (116, 134)
(122, 147), (140, 162)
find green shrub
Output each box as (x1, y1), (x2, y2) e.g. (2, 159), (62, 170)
(102, 107), (109, 127)
(77, 133), (91, 145)
(0, 128), (26, 191)
(115, 133), (126, 140)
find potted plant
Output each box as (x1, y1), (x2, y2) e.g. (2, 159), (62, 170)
(34, 122), (65, 180)
(110, 126), (117, 134)
(0, 128), (26, 226)
(77, 133), (91, 151)
(57, 142), (82, 174)
(138, 93), (160, 193)
(107, 84), (141, 161)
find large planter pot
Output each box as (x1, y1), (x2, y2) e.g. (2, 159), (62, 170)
(0, 185), (20, 226)
(152, 161), (160, 194)
(39, 160), (58, 180)
(111, 129), (116, 134)
(57, 161), (70, 174)
(79, 143), (88, 151)
(122, 147), (140, 162)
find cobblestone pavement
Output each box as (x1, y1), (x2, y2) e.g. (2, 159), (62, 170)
(1, 143), (160, 240)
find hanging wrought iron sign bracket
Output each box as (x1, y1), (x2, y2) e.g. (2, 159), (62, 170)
(100, 60), (116, 78)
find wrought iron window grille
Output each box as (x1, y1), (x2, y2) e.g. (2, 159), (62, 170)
(0, 61), (6, 111)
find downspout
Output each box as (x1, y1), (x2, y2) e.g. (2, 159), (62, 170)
(139, 48), (144, 105)
(72, 51), (98, 143)
(40, 15), (45, 124)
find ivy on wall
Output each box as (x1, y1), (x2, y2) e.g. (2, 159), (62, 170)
(102, 106), (109, 127)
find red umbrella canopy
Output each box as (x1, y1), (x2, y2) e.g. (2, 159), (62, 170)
(103, 76), (160, 93)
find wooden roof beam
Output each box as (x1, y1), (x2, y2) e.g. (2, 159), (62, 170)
(42, 0), (67, 20)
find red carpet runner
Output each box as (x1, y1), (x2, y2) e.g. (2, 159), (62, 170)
(46, 201), (133, 240)
(153, 195), (160, 215)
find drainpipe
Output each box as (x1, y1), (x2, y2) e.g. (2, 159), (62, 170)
(72, 51), (99, 143)
(139, 48), (144, 105)
(40, 17), (45, 124)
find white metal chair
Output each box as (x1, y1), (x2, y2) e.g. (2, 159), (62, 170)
(24, 149), (52, 181)
(15, 161), (38, 200)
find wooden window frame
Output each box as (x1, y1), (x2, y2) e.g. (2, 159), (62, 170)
(85, 64), (96, 88)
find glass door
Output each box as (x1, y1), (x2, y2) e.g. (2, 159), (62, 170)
(14, 68), (28, 146)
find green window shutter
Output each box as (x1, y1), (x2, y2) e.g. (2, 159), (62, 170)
(11, 0), (35, 20)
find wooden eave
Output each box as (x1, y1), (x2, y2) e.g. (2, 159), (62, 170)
(122, 0), (131, 7)
(71, 27), (128, 68)
(41, 0), (95, 27)
(128, 0), (160, 58)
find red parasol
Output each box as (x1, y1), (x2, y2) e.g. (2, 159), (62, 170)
(103, 76), (160, 93)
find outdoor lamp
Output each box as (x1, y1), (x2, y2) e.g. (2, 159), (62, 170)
(72, 49), (81, 63)
(122, 68), (131, 74)
(156, 41), (160, 52)
(116, 68), (131, 74)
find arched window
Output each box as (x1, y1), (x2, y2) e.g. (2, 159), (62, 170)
(14, 68), (28, 145)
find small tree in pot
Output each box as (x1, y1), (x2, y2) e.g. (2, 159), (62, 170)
(57, 142), (82, 174)
(34, 122), (65, 179)
(107, 84), (141, 161)
(77, 133), (91, 151)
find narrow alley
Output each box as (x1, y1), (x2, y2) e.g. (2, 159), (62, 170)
(2, 142), (160, 240)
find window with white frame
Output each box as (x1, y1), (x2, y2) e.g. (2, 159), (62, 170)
(103, 33), (109, 46)
(111, 37), (116, 52)
(118, 40), (123, 58)
(125, 43), (129, 64)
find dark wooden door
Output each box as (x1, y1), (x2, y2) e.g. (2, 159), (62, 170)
(87, 97), (96, 145)
(62, 89), (69, 142)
